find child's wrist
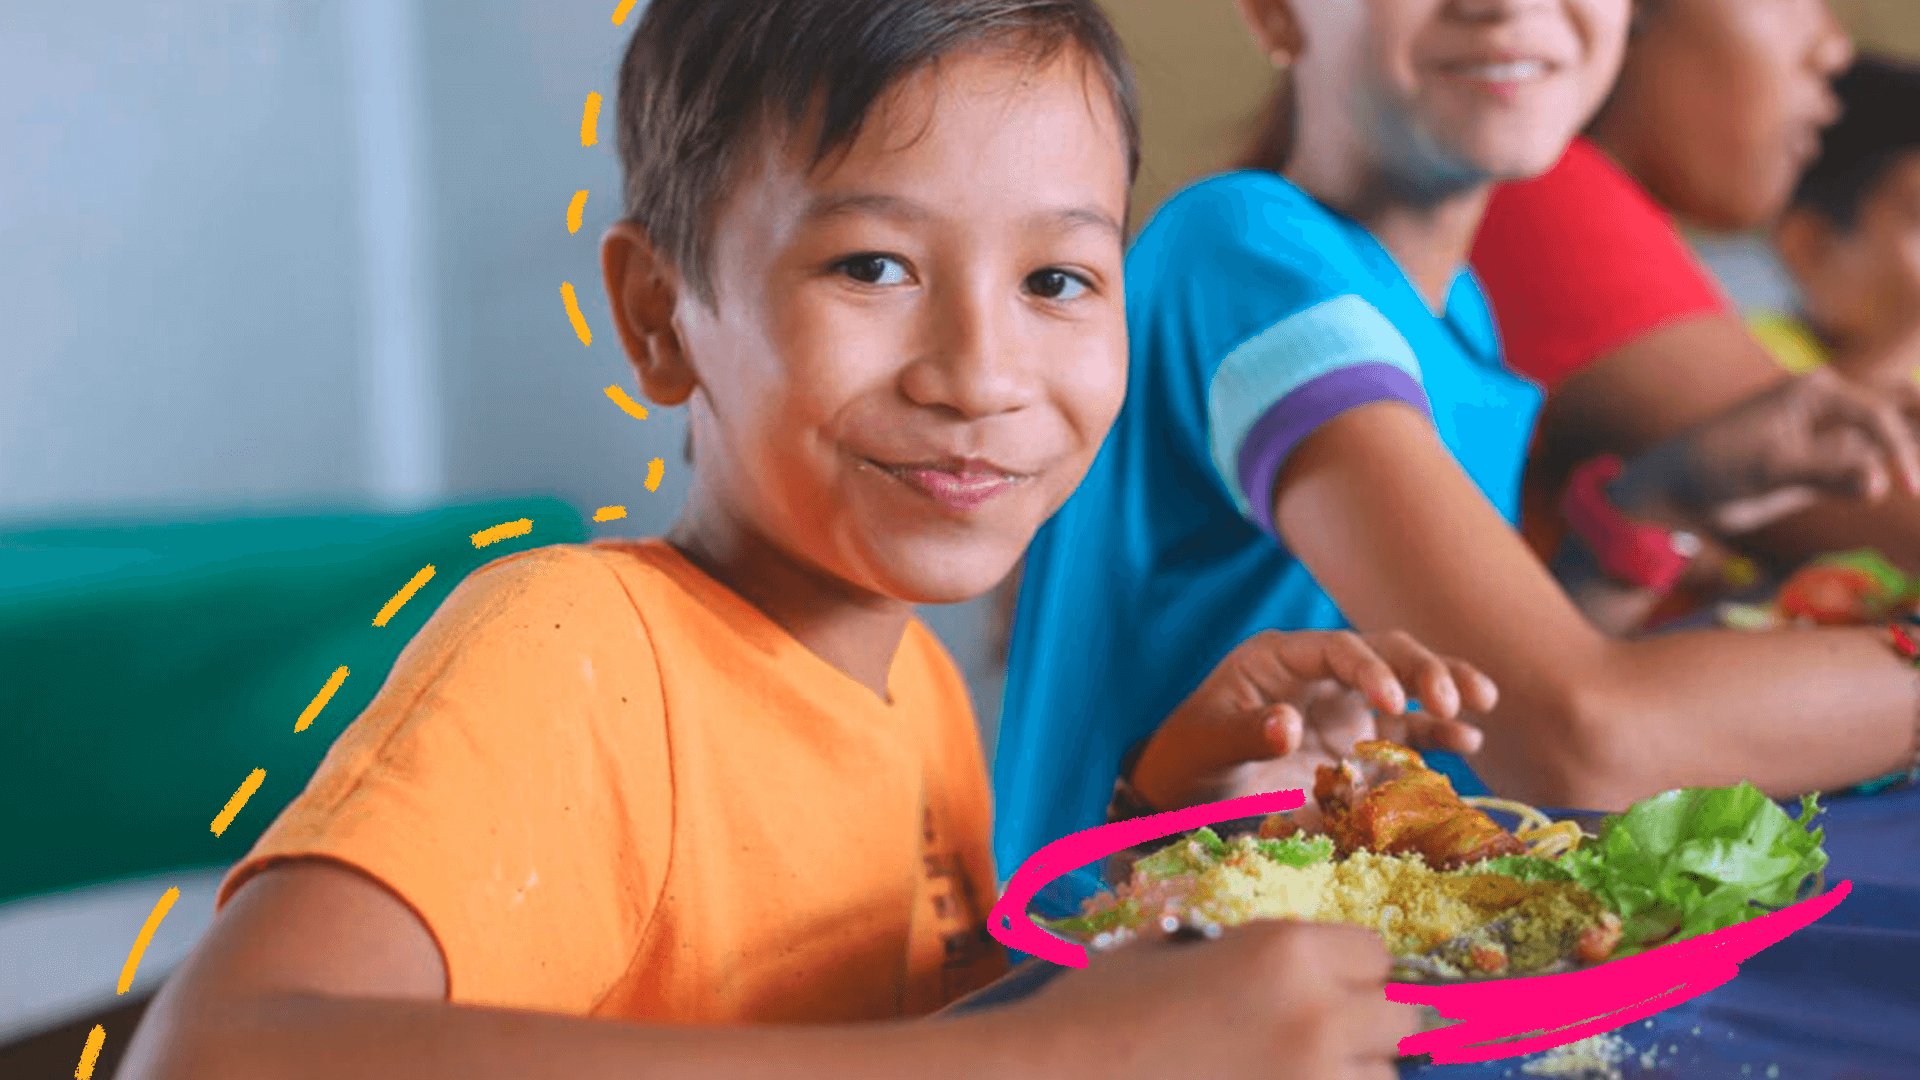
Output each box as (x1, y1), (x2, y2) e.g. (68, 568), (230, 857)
(1108, 736), (1165, 822)
(1876, 617), (1920, 791)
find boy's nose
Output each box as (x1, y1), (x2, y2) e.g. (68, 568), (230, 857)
(899, 287), (1041, 419)
(1808, 0), (1854, 80)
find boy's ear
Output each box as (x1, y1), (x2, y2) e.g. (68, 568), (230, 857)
(1233, 0), (1304, 66)
(601, 221), (698, 408)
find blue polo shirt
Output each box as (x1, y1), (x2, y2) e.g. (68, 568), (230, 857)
(993, 171), (1544, 877)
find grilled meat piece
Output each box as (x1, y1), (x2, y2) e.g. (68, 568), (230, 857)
(1313, 741), (1525, 870)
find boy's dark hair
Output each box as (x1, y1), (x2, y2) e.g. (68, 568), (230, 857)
(616, 0), (1141, 307)
(1791, 55), (1920, 230)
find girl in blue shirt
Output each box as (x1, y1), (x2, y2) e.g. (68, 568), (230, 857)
(997, 0), (1920, 878)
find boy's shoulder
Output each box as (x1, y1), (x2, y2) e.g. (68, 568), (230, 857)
(455, 541), (663, 625)
(445, 540), (967, 723)
(465, 540), (956, 676)
(464, 538), (705, 607)
(420, 540), (708, 672)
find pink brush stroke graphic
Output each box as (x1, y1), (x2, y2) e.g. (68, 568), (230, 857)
(986, 788), (1849, 1064)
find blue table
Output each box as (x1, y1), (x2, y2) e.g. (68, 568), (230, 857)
(1406, 784), (1920, 1080)
(952, 785), (1920, 1077)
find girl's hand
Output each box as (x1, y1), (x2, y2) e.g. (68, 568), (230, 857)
(1615, 367), (1920, 537)
(1129, 630), (1498, 813)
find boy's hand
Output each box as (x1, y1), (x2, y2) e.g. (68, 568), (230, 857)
(1129, 630), (1498, 813)
(1005, 919), (1415, 1080)
(1615, 367), (1920, 537)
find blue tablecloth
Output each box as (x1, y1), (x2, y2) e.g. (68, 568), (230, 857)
(1404, 784), (1920, 1080)
(952, 785), (1920, 1077)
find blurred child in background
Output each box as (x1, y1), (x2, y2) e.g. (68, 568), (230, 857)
(1762, 55), (1920, 389)
(1470, 0), (1920, 581)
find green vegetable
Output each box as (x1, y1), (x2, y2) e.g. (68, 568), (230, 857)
(1133, 827), (1230, 880)
(1041, 899), (1138, 939)
(1256, 833), (1335, 867)
(1556, 785), (1826, 955)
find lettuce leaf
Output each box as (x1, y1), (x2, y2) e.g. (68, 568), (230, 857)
(1558, 785), (1827, 955)
(1039, 899), (1138, 940)
(1133, 827), (1226, 880)
(1256, 833), (1335, 867)
(1194, 826), (1229, 858)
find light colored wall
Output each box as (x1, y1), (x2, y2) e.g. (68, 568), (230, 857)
(1835, 0), (1920, 56)
(1100, 0), (1272, 229)
(1, 2), (369, 516)
(0, 0), (682, 526)
(415, 0), (687, 524)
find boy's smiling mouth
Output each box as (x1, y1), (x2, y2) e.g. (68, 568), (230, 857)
(864, 455), (1033, 513)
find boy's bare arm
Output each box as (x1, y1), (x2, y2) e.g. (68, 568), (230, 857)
(1274, 404), (1918, 812)
(119, 860), (1418, 1080)
(116, 861), (1020, 1080)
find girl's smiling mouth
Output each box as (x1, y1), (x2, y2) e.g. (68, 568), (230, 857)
(1438, 54), (1559, 97)
(864, 455), (1033, 513)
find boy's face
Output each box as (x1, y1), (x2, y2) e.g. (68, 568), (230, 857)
(1601, 0), (1852, 232)
(1782, 154), (1920, 354)
(611, 47), (1130, 606)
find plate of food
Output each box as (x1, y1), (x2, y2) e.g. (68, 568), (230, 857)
(1025, 740), (1831, 1048)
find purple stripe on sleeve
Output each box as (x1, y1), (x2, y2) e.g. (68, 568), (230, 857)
(1235, 362), (1432, 537)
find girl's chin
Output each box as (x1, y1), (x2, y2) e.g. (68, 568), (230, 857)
(1460, 144), (1572, 186)
(1439, 121), (1586, 181)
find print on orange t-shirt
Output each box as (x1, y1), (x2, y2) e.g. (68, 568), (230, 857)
(219, 541), (1007, 1023)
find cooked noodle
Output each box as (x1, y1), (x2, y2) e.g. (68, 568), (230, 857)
(1463, 796), (1585, 859)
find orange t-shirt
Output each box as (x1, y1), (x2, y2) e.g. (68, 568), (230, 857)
(219, 540), (1007, 1022)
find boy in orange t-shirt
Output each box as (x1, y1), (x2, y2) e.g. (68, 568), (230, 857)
(120, 2), (1497, 1078)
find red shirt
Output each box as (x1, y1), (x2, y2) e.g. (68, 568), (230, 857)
(1471, 138), (1729, 391)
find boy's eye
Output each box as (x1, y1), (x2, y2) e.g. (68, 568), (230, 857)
(836, 254), (910, 286)
(1027, 268), (1091, 301)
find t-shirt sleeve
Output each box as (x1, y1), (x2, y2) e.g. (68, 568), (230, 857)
(217, 545), (673, 1015)
(1470, 138), (1730, 391)
(1144, 179), (1431, 537)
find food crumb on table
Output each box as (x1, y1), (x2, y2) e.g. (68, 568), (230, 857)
(1518, 1032), (1632, 1079)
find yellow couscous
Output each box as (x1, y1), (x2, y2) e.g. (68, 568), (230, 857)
(1192, 845), (1605, 963)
